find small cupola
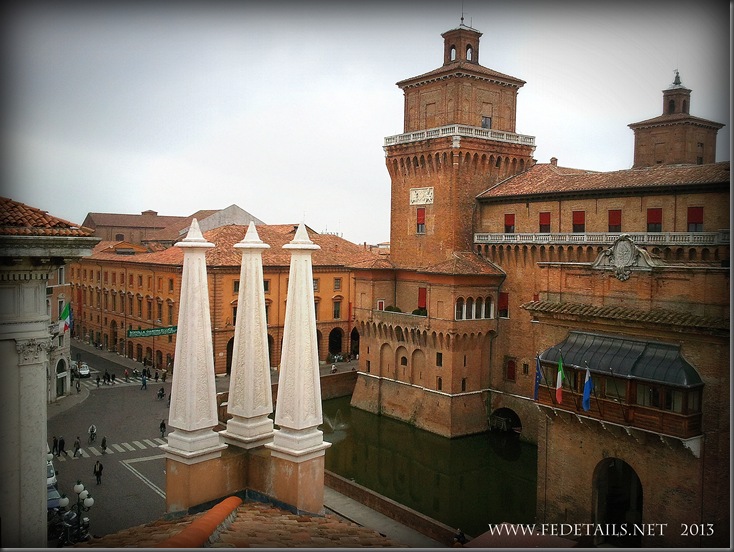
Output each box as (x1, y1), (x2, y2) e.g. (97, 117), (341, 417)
(662, 70), (691, 115)
(441, 18), (482, 65)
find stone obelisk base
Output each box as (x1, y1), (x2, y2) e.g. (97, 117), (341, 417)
(265, 428), (331, 514)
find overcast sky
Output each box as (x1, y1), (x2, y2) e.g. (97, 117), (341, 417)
(3, 1), (729, 246)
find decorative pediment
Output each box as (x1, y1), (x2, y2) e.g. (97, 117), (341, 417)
(591, 234), (662, 281)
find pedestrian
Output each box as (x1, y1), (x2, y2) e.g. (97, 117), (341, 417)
(101, 436), (107, 454)
(161, 370), (167, 383)
(160, 419), (166, 438)
(52, 435), (58, 456)
(111, 372), (116, 384)
(93, 460), (103, 484)
(104, 369), (110, 384)
(76, 379), (81, 393)
(73, 436), (81, 457)
(141, 373), (147, 390)
(96, 375), (100, 388)
(58, 436), (67, 456)
(124, 368), (129, 382)
(154, 370), (159, 382)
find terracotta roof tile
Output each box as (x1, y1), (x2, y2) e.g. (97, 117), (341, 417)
(419, 251), (504, 276)
(82, 211), (190, 231)
(0, 197), (94, 237)
(628, 112), (725, 129)
(76, 500), (403, 548)
(398, 60), (525, 88)
(85, 224), (382, 269)
(478, 161), (730, 200)
(521, 300), (729, 331)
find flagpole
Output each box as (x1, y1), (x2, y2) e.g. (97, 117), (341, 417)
(608, 367), (628, 419)
(585, 361), (603, 417)
(539, 356), (556, 405)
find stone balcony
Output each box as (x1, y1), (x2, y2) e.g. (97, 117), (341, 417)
(474, 230), (730, 247)
(358, 307), (497, 335)
(384, 124), (536, 148)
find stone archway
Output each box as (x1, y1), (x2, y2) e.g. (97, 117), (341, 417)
(593, 457), (643, 547)
(55, 358), (67, 397)
(226, 337), (234, 375)
(328, 328), (343, 356)
(350, 327), (360, 358)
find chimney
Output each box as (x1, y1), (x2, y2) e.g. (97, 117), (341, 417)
(550, 157), (558, 166)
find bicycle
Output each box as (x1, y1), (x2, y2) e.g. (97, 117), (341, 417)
(87, 425), (97, 444)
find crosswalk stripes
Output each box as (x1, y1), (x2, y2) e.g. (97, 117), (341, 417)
(54, 437), (167, 462)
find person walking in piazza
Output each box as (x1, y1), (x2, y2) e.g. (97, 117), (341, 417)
(140, 373), (147, 390)
(93, 460), (103, 484)
(73, 436), (81, 457)
(76, 379), (81, 393)
(96, 374), (100, 387)
(111, 372), (116, 384)
(52, 435), (58, 456)
(154, 369), (159, 382)
(101, 436), (107, 454)
(124, 368), (129, 382)
(159, 419), (166, 438)
(58, 436), (67, 456)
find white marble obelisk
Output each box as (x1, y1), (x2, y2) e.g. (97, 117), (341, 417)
(220, 222), (274, 449)
(161, 219), (225, 463)
(266, 223), (330, 462)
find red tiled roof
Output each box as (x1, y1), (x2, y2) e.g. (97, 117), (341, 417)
(77, 498), (403, 548)
(0, 197), (93, 237)
(419, 251), (504, 276)
(397, 60), (525, 89)
(85, 224), (382, 269)
(628, 112), (725, 129)
(82, 211), (191, 231)
(478, 161), (730, 200)
(521, 300), (729, 331)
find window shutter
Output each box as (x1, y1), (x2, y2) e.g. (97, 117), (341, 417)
(647, 208), (662, 224)
(504, 214), (515, 227)
(498, 292), (509, 310)
(539, 212), (551, 225)
(572, 211), (585, 225)
(608, 209), (622, 226)
(687, 206), (703, 224)
(416, 208), (426, 224)
(418, 287), (427, 308)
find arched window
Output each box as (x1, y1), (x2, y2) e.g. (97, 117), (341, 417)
(455, 298), (465, 320)
(668, 99), (675, 114)
(475, 297), (484, 319)
(682, 100), (688, 114)
(450, 46), (456, 61)
(400, 356), (408, 366)
(466, 45), (473, 61)
(437, 376), (443, 391)
(466, 298), (474, 319)
(484, 296), (493, 318)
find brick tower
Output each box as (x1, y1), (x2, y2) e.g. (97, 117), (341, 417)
(385, 21), (536, 267)
(629, 70), (725, 167)
(351, 21), (536, 437)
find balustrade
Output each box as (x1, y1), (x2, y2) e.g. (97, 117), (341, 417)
(474, 230), (729, 246)
(384, 124), (536, 147)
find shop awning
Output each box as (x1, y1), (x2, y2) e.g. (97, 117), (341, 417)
(539, 331), (702, 388)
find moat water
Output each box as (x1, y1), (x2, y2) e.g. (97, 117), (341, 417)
(321, 396), (538, 538)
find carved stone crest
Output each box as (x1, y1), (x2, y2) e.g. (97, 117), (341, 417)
(592, 234), (660, 281)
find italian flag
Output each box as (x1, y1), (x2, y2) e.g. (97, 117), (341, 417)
(555, 354), (565, 404)
(60, 303), (71, 332)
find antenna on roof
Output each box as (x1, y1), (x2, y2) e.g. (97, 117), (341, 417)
(460, 0), (464, 25)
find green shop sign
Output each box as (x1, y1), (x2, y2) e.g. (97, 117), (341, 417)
(127, 326), (177, 338)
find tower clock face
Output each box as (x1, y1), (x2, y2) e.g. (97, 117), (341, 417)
(409, 187), (434, 205)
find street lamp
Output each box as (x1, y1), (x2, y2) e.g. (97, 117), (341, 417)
(58, 480), (93, 542)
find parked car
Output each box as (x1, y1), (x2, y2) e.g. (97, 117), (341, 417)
(47, 486), (62, 510)
(47, 460), (58, 488)
(78, 362), (91, 378)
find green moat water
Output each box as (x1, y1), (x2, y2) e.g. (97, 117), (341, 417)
(321, 396), (538, 538)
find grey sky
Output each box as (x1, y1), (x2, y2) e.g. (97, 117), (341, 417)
(3, 1), (729, 245)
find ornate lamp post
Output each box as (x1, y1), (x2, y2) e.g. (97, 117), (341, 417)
(58, 480), (93, 542)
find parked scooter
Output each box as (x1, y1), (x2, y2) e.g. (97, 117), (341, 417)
(55, 509), (91, 547)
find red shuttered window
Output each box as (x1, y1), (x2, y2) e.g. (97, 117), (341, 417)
(687, 206), (703, 232)
(647, 208), (662, 232)
(608, 209), (622, 232)
(572, 210), (585, 233)
(504, 213), (515, 233)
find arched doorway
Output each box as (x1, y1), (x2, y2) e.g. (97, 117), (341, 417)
(55, 359), (67, 397)
(226, 337), (234, 375)
(593, 458), (643, 547)
(328, 328), (343, 356)
(350, 327), (360, 358)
